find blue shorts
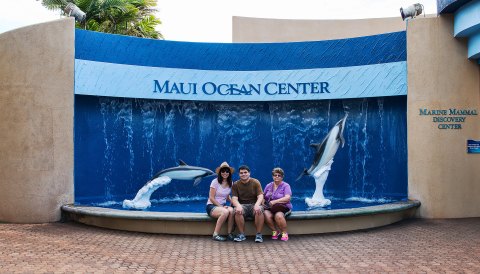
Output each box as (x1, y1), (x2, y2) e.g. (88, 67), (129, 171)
(206, 204), (217, 217)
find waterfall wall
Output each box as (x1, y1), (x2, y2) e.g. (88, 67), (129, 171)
(74, 30), (408, 204)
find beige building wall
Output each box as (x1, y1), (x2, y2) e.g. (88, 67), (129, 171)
(233, 16), (480, 218)
(0, 16), (477, 223)
(407, 15), (480, 218)
(232, 16), (406, 42)
(0, 19), (75, 223)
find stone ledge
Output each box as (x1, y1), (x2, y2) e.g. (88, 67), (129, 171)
(62, 200), (420, 235)
(62, 200), (420, 222)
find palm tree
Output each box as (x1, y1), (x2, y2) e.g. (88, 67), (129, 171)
(40, 0), (163, 39)
(122, 0), (163, 39)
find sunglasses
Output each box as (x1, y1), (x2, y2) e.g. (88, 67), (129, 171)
(221, 170), (230, 173)
(273, 174), (283, 177)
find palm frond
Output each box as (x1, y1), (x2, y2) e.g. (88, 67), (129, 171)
(41, 0), (69, 11)
(41, 0), (162, 39)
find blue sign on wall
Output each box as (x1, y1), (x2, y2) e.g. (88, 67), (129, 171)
(75, 30), (407, 102)
(467, 139), (480, 153)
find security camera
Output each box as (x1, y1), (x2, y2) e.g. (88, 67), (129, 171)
(400, 3), (424, 21)
(64, 3), (86, 22)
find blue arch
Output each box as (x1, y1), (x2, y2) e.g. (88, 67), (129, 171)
(75, 30), (406, 70)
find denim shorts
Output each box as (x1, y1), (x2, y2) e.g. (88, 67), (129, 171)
(206, 204), (217, 217)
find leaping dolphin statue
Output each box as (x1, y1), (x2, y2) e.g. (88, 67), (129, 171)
(297, 114), (348, 181)
(123, 160), (214, 210)
(151, 160), (215, 186)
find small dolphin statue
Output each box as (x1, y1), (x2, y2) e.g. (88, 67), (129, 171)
(297, 114), (348, 181)
(151, 160), (215, 186)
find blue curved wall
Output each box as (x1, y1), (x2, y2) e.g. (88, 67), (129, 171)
(75, 30), (406, 101)
(74, 30), (408, 205)
(438, 0), (472, 13)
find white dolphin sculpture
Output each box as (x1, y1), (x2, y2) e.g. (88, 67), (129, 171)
(298, 114), (348, 207)
(123, 160), (215, 209)
(151, 160), (215, 186)
(122, 176), (171, 210)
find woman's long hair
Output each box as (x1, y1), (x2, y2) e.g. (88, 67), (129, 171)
(217, 167), (233, 187)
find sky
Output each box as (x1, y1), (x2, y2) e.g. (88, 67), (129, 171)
(0, 0), (437, 42)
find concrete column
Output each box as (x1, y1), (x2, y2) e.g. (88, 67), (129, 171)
(407, 15), (480, 218)
(0, 19), (74, 223)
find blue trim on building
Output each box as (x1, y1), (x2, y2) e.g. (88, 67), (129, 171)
(454, 0), (480, 37)
(438, 0), (473, 14)
(75, 30), (406, 70)
(468, 31), (480, 58)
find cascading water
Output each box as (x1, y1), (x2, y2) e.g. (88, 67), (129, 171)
(74, 95), (408, 211)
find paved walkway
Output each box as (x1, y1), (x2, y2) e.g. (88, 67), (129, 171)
(0, 218), (479, 273)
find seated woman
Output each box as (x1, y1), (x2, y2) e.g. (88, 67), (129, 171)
(263, 167), (293, 241)
(206, 162), (235, 241)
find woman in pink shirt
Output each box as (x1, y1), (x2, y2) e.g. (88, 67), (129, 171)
(206, 162), (235, 241)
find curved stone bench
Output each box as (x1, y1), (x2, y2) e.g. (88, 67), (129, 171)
(62, 200), (420, 235)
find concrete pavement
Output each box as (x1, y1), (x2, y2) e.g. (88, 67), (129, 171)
(0, 218), (479, 273)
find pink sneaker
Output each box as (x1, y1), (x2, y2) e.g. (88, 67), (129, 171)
(271, 230), (279, 240)
(280, 232), (289, 241)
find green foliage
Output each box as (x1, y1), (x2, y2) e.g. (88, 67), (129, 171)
(41, 0), (70, 11)
(41, 0), (163, 39)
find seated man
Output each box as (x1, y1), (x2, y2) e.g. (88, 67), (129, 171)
(231, 165), (264, 243)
